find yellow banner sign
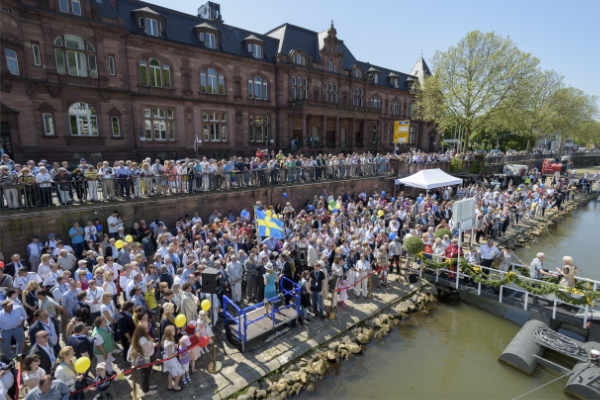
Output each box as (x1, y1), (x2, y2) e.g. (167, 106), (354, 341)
(393, 120), (410, 144)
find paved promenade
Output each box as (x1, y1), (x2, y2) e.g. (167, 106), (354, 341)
(105, 274), (424, 400)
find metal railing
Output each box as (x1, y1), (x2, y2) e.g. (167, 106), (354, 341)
(419, 255), (600, 328)
(222, 276), (300, 352)
(0, 162), (391, 210)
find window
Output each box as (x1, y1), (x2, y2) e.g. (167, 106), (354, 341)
(248, 114), (270, 144)
(353, 68), (361, 79)
(325, 82), (338, 103)
(144, 18), (159, 36)
(289, 76), (308, 100)
(143, 107), (175, 141)
(53, 35), (97, 78)
(292, 51), (306, 66)
(107, 55), (116, 76)
(352, 88), (364, 107)
(392, 101), (400, 116)
(42, 113), (55, 136)
(199, 31), (217, 49)
(247, 43), (263, 59)
(370, 72), (378, 84)
(71, 0), (81, 15)
(328, 60), (335, 72)
(111, 116), (121, 138)
(200, 68), (225, 95)
(32, 43), (41, 67)
(202, 111), (227, 142)
(391, 78), (399, 88)
(68, 103), (98, 136)
(248, 76), (268, 100)
(4, 49), (19, 76)
(59, 0), (69, 13)
(139, 58), (171, 88)
(370, 95), (381, 110)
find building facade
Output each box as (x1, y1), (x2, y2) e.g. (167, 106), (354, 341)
(0, 0), (439, 161)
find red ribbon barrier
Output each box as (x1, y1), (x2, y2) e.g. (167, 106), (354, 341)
(334, 266), (385, 293)
(70, 337), (210, 394)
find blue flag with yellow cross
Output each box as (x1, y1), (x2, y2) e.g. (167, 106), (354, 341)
(255, 208), (285, 240)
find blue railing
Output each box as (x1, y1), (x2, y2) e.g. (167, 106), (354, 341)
(222, 276), (301, 352)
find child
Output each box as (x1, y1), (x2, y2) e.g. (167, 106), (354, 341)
(179, 329), (192, 384)
(195, 311), (212, 355)
(337, 272), (349, 308)
(92, 362), (112, 400)
(162, 325), (184, 391)
(298, 270), (311, 324)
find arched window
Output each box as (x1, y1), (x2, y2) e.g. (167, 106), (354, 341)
(248, 76), (268, 100)
(352, 87), (364, 107)
(369, 95), (381, 110)
(201, 68), (225, 95)
(139, 58), (171, 88)
(69, 103), (98, 136)
(290, 50), (306, 66)
(54, 35), (97, 78)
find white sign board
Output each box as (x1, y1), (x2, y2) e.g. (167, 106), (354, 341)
(452, 197), (475, 229)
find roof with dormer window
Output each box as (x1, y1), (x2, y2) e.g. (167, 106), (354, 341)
(194, 22), (218, 31)
(243, 34), (264, 43)
(132, 6), (160, 15)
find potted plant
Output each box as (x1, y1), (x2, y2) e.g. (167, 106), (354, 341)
(403, 235), (424, 281)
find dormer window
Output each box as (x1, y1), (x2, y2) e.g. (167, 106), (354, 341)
(244, 35), (264, 59)
(389, 72), (400, 88)
(144, 18), (159, 36)
(194, 23), (219, 49)
(368, 67), (379, 84)
(133, 7), (163, 38)
(247, 43), (262, 59)
(352, 68), (362, 79)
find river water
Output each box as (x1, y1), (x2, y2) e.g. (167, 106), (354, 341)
(302, 201), (600, 400)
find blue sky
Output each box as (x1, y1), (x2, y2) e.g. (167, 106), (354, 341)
(147, 0), (599, 102)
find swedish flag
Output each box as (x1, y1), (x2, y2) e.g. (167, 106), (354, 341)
(256, 209), (285, 239)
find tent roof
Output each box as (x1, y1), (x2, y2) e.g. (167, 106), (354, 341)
(395, 168), (463, 190)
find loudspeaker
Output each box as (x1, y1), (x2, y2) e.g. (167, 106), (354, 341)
(202, 267), (219, 294)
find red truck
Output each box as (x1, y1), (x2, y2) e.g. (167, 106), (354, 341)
(541, 158), (562, 175)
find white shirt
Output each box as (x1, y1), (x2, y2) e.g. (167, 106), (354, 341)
(479, 244), (500, 260)
(85, 287), (104, 313)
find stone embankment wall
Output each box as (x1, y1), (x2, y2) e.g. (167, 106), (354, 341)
(234, 277), (438, 400)
(0, 176), (391, 256)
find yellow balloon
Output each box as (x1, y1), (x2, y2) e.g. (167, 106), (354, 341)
(125, 235), (133, 243)
(115, 240), (125, 249)
(377, 210), (384, 217)
(201, 299), (211, 312)
(174, 313), (187, 328)
(74, 356), (91, 374)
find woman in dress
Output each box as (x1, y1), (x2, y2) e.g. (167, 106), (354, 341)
(161, 325), (183, 391)
(263, 263), (279, 315)
(21, 355), (45, 393)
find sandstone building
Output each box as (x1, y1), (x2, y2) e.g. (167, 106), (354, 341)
(0, 0), (438, 161)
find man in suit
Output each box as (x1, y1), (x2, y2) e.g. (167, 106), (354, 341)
(28, 310), (59, 355)
(4, 253), (24, 278)
(28, 330), (56, 374)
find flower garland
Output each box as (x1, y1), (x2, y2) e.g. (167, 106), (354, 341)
(420, 256), (597, 306)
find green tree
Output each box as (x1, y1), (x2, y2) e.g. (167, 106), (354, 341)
(547, 87), (598, 152)
(414, 31), (539, 149)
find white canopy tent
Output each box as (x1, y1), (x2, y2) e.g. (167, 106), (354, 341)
(394, 168), (463, 190)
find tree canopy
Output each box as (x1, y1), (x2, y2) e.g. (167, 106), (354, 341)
(414, 30), (599, 150)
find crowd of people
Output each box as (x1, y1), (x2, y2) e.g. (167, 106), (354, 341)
(3, 147), (595, 210)
(0, 156), (597, 399)
(0, 151), (392, 209)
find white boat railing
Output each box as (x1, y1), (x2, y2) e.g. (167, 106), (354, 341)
(418, 256), (600, 328)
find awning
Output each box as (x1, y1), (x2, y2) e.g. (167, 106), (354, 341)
(394, 168), (463, 190)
